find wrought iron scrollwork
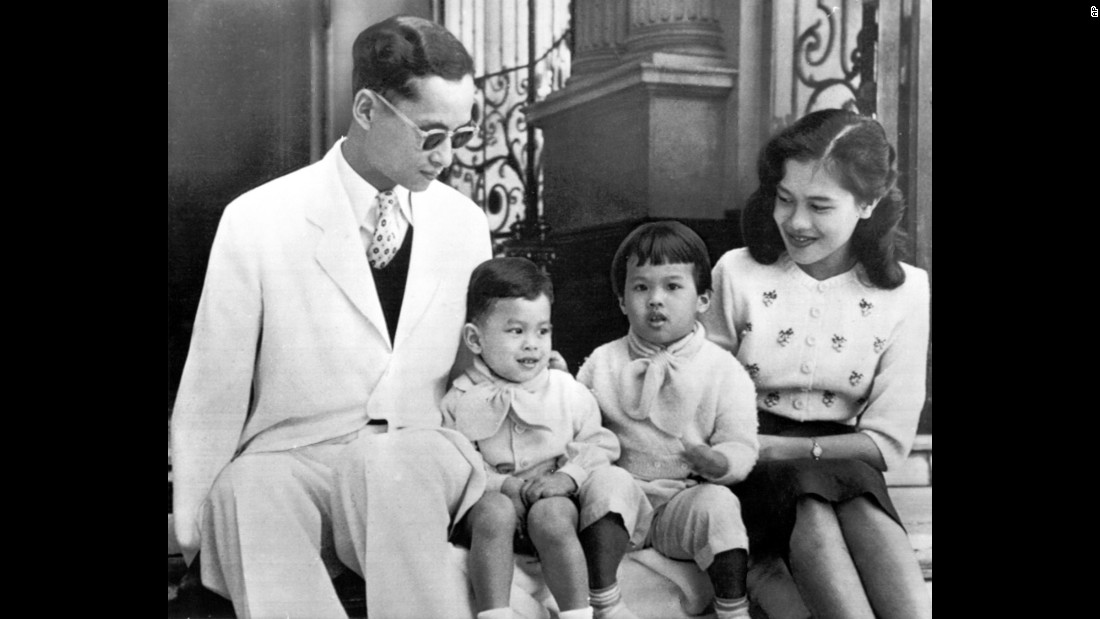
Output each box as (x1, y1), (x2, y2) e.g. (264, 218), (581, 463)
(445, 71), (530, 240)
(794, 0), (878, 118)
(445, 14), (571, 269)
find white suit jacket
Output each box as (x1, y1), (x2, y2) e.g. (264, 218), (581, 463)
(171, 143), (492, 555)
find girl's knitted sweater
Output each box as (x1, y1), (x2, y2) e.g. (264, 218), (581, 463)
(578, 325), (759, 507)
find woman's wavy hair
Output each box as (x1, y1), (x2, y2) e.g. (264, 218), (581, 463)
(742, 108), (907, 289)
(352, 16), (474, 102)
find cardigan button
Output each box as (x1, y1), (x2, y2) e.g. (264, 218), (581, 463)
(793, 398), (805, 410)
(800, 363), (812, 374)
(817, 282), (827, 292)
(513, 424), (525, 434)
(806, 336), (817, 346)
(810, 307), (822, 318)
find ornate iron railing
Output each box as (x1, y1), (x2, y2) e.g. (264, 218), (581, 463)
(775, 0), (878, 129)
(443, 1), (571, 268)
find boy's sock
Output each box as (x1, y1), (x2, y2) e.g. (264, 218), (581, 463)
(714, 595), (751, 619)
(589, 582), (638, 619)
(476, 608), (514, 619)
(558, 607), (594, 619)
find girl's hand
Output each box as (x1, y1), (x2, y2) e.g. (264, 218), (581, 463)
(521, 472), (578, 506)
(681, 443), (729, 478)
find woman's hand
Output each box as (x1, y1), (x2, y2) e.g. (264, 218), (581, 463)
(758, 434), (887, 470)
(758, 435), (808, 461)
(520, 472), (577, 506)
(681, 442), (729, 478)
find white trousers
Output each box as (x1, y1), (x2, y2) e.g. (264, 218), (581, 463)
(645, 483), (749, 571)
(200, 426), (487, 619)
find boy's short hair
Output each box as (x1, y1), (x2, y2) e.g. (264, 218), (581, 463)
(610, 221), (712, 298)
(466, 257), (554, 323)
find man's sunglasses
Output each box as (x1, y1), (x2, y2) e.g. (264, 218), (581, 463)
(370, 89), (479, 151)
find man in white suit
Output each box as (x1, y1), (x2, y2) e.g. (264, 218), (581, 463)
(171, 16), (494, 618)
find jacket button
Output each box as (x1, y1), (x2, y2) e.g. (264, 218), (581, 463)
(801, 363), (812, 374)
(810, 307), (821, 318)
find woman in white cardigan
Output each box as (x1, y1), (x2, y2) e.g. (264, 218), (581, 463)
(702, 109), (931, 619)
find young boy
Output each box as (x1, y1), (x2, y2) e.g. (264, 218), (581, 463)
(443, 257), (652, 619)
(577, 221), (760, 619)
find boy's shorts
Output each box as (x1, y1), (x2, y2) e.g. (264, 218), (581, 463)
(644, 483), (749, 570)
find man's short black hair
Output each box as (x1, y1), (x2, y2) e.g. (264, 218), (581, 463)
(352, 15), (475, 102)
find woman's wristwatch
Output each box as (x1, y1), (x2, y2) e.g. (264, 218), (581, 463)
(810, 438), (823, 460)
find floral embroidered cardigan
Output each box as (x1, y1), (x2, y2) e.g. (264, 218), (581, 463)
(700, 248), (930, 471)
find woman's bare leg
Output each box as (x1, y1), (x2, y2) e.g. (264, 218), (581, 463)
(788, 497), (875, 619)
(836, 497), (931, 619)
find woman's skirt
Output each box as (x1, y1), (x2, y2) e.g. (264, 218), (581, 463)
(731, 411), (903, 559)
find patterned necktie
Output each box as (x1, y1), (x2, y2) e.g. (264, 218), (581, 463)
(368, 190), (398, 269)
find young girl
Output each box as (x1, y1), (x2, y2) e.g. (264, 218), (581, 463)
(701, 108), (932, 619)
(443, 257), (651, 619)
(578, 222), (759, 619)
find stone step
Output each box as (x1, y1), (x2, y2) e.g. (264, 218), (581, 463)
(883, 434), (933, 487)
(169, 435), (933, 614)
(889, 485), (932, 579)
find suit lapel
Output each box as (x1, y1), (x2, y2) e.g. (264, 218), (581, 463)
(307, 148), (390, 345)
(394, 189), (443, 349)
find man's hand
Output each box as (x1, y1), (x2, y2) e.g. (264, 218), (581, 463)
(681, 442), (729, 478)
(172, 510), (201, 558)
(520, 472), (578, 506)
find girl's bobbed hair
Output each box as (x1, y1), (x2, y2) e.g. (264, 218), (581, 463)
(742, 108), (908, 289)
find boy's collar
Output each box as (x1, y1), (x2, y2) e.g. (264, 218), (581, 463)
(627, 322), (704, 358)
(465, 355), (550, 393)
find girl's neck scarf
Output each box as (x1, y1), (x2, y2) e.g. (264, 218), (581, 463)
(619, 322), (707, 438)
(452, 356), (552, 440)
